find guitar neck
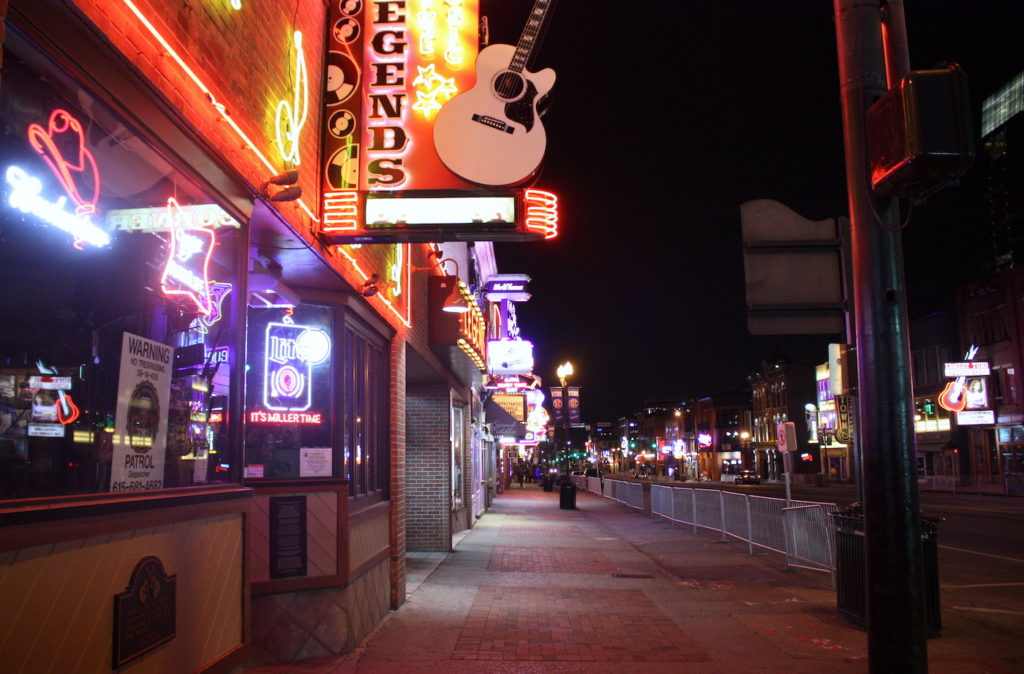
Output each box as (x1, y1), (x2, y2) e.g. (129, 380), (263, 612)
(509, 0), (553, 73)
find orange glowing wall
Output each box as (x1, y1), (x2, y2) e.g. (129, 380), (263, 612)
(72, 0), (417, 330)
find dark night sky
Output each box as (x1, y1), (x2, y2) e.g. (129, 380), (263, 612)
(484, 1), (1022, 423)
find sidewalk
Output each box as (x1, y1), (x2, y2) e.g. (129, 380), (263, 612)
(243, 484), (1018, 673)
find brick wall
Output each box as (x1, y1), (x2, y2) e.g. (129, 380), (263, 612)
(406, 382), (451, 551)
(389, 337), (407, 607)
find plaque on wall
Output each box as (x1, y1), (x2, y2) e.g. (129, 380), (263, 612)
(113, 556), (177, 668)
(270, 495), (308, 579)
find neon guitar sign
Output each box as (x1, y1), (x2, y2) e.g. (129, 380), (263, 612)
(938, 345), (979, 413)
(432, 0), (557, 186)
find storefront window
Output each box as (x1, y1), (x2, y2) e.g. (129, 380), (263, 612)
(341, 318), (388, 496)
(0, 38), (243, 499)
(244, 303), (334, 479)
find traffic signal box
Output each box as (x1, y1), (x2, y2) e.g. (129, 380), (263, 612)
(867, 64), (974, 197)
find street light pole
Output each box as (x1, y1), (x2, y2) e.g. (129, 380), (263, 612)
(833, 1), (926, 669)
(557, 361), (573, 475)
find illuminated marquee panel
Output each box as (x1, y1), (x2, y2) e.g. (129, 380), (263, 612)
(320, 190), (558, 243)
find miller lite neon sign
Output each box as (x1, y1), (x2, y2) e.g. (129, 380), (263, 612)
(263, 316), (331, 412)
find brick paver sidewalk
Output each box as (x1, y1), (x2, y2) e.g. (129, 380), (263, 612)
(244, 484), (880, 673)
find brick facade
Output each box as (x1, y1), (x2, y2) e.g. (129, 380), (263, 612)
(389, 338), (407, 607)
(406, 382), (452, 551)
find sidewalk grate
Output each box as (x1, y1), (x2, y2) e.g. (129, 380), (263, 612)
(610, 573), (654, 579)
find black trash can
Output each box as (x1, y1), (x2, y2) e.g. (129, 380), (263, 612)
(542, 476), (554, 492)
(831, 511), (942, 636)
(559, 480), (577, 509)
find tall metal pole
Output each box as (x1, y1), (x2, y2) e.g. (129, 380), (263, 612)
(833, 1), (927, 671)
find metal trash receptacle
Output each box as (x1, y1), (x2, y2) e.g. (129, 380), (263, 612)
(542, 476), (554, 492)
(831, 511), (942, 636)
(559, 481), (576, 509)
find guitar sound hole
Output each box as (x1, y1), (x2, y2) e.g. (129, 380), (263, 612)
(493, 72), (525, 101)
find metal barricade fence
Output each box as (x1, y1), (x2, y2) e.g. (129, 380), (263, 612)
(587, 476), (602, 495)
(694, 489), (723, 532)
(591, 481), (837, 573)
(784, 504), (838, 576)
(748, 495), (787, 554)
(613, 483), (838, 572)
(651, 484), (672, 518)
(721, 491), (752, 546)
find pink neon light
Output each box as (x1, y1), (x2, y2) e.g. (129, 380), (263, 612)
(26, 109), (101, 215)
(524, 189), (558, 239)
(160, 197), (216, 315)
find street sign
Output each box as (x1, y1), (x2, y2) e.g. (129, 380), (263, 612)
(776, 421), (797, 453)
(742, 199), (846, 335)
(835, 394), (855, 444)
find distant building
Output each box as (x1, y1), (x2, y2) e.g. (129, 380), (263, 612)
(749, 350), (819, 483)
(693, 389), (751, 482)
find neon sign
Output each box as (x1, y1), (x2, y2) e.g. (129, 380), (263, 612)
(524, 189), (558, 239)
(5, 166), (111, 247)
(160, 197), (216, 315)
(457, 283), (487, 370)
(107, 203), (240, 232)
(366, 0), (411, 187)
(275, 31), (309, 165)
(322, 191), (360, 232)
(249, 410), (322, 424)
(26, 109), (100, 215)
(191, 281), (234, 334)
(263, 315), (331, 412)
(412, 63), (458, 118)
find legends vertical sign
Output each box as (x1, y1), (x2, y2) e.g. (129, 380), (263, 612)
(110, 333), (173, 492)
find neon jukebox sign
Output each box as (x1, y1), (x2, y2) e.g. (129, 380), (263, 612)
(248, 312), (331, 424)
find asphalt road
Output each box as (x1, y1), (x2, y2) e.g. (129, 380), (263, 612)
(706, 480), (1024, 639)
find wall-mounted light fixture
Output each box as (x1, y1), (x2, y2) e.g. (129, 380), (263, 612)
(260, 169), (302, 202)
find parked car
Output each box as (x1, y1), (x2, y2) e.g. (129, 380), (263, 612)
(736, 470), (762, 485)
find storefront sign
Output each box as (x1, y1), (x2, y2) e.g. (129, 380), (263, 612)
(956, 409), (995, 425)
(110, 333), (173, 492)
(944, 361), (990, 377)
(491, 393), (527, 422)
(835, 395), (855, 444)
(270, 496), (308, 579)
(106, 203), (240, 232)
(28, 422), (65, 437)
(113, 556), (176, 668)
(5, 166), (110, 248)
(487, 339), (533, 375)
(485, 274), (531, 302)
(28, 376), (72, 390)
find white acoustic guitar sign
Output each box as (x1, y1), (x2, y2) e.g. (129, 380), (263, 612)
(433, 0), (557, 187)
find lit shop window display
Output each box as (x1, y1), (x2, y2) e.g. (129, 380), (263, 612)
(244, 304), (334, 479)
(0, 40), (243, 498)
